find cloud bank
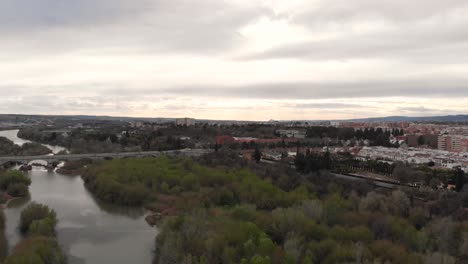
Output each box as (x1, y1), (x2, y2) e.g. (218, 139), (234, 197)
(1, 0), (467, 120)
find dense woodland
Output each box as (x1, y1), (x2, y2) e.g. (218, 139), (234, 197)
(81, 151), (468, 264)
(305, 127), (401, 147)
(17, 124), (404, 155)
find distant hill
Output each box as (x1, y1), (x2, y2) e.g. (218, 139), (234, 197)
(2, 113), (468, 124)
(345, 115), (468, 123)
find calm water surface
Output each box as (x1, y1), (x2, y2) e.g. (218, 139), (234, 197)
(0, 130), (157, 264)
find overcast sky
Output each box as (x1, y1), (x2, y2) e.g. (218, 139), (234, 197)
(1, 0), (468, 121)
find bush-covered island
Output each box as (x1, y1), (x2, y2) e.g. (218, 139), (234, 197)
(81, 153), (468, 264)
(2, 202), (66, 264)
(0, 170), (32, 206)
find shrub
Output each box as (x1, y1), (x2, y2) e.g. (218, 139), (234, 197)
(29, 216), (57, 237)
(0, 170), (31, 191)
(7, 183), (29, 197)
(19, 203), (57, 235)
(4, 236), (66, 264)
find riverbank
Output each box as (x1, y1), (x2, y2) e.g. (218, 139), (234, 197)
(56, 159), (93, 176)
(0, 194), (22, 209)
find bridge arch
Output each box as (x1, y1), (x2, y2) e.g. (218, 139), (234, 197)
(28, 160), (49, 167)
(1, 160), (25, 168)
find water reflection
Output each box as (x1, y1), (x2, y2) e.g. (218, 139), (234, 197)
(90, 194), (147, 219)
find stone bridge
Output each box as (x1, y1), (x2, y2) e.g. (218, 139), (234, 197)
(0, 149), (213, 168)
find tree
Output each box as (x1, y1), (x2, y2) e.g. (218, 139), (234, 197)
(50, 132), (57, 141)
(294, 152), (306, 172)
(19, 203), (57, 234)
(452, 168), (466, 192)
(322, 150), (331, 170)
(7, 183), (28, 197)
(3, 237), (66, 264)
(0, 170), (31, 193)
(389, 189), (410, 217)
(429, 217), (458, 255)
(253, 148), (262, 163)
(392, 162), (423, 184)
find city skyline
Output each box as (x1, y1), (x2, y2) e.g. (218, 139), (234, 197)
(2, 0), (468, 120)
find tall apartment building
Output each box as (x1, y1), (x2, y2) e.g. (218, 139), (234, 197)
(438, 135), (468, 152)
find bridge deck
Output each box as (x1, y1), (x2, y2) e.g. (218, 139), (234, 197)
(0, 149), (213, 164)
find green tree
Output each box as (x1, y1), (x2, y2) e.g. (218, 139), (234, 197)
(0, 170), (31, 192)
(323, 150), (331, 170)
(7, 183), (29, 197)
(452, 168), (466, 192)
(253, 148), (262, 163)
(19, 203), (57, 235)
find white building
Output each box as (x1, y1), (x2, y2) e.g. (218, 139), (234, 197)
(356, 146), (468, 171)
(276, 129), (306, 139)
(175, 118), (196, 126)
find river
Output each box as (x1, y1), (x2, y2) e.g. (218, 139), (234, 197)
(0, 129), (67, 154)
(0, 130), (157, 264)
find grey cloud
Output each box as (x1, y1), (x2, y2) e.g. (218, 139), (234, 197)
(294, 103), (366, 109)
(4, 75), (468, 101)
(397, 107), (436, 113)
(157, 78), (468, 99)
(394, 106), (460, 116)
(1, 0), (169, 27)
(1, 1), (468, 119)
(242, 20), (468, 62)
(0, 0), (271, 55)
(239, 0), (468, 62)
(0, 0), (151, 31)
(293, 0), (467, 23)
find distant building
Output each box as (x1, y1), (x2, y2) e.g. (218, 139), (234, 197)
(425, 134), (439, 149)
(406, 134), (438, 148)
(406, 135), (420, 147)
(216, 135), (298, 145)
(276, 129), (306, 139)
(330, 121), (341, 127)
(130, 121), (145, 128)
(175, 118), (195, 126)
(438, 135), (468, 152)
(262, 151), (283, 161)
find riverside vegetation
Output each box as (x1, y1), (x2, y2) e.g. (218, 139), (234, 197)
(0, 170), (31, 203)
(1, 203), (66, 264)
(0, 170), (66, 263)
(81, 151), (468, 264)
(0, 137), (51, 157)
